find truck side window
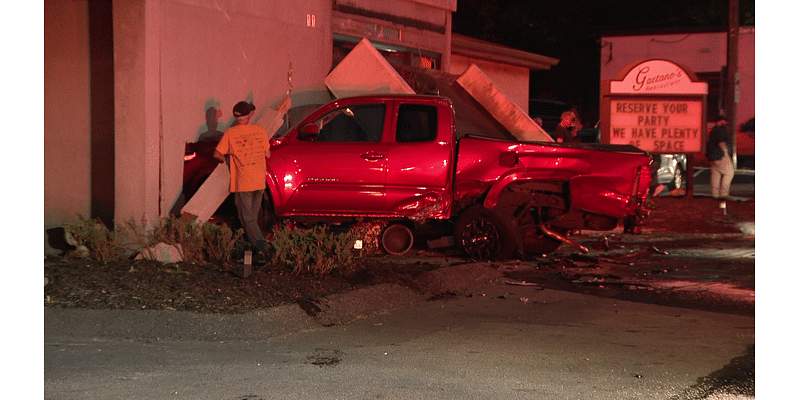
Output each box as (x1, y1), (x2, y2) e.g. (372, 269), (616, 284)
(314, 104), (385, 143)
(396, 104), (437, 143)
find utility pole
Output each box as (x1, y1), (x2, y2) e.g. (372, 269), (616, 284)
(726, 0), (739, 168)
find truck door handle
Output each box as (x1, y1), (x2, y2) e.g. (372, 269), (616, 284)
(360, 152), (385, 161)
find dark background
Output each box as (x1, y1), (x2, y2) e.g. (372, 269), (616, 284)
(452, 0), (756, 125)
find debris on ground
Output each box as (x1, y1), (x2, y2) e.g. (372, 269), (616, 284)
(597, 246), (668, 265)
(44, 196), (754, 314)
(134, 243), (184, 263)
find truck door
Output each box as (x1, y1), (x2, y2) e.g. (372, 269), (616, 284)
(272, 103), (389, 213)
(385, 101), (454, 218)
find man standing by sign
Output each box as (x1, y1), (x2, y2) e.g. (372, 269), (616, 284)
(214, 101), (271, 254)
(552, 111), (580, 143)
(706, 115), (735, 200)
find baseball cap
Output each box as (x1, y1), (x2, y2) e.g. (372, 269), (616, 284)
(233, 101), (256, 117)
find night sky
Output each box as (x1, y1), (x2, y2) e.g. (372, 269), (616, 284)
(452, 0), (756, 123)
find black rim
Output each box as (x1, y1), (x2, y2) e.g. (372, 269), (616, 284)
(460, 216), (502, 259)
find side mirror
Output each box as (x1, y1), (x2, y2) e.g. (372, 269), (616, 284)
(298, 124), (319, 141)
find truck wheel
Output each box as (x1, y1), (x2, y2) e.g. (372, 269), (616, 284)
(454, 205), (520, 260)
(521, 227), (563, 255)
(381, 224), (414, 255)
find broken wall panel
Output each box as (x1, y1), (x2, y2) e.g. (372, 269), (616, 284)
(181, 164), (231, 223)
(456, 64), (553, 142)
(325, 38), (416, 98)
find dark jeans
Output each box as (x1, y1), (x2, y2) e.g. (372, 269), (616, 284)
(235, 190), (268, 252)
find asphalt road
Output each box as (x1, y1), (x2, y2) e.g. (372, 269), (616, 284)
(45, 280), (754, 400)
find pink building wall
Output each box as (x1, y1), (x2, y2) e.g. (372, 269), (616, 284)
(44, 1), (92, 227)
(43, 0), (548, 233)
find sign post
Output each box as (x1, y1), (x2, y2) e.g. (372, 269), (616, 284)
(601, 59), (708, 197)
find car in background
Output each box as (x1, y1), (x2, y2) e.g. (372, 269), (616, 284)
(528, 99), (572, 134)
(576, 121), (600, 143)
(736, 118), (755, 169)
(656, 154), (687, 192)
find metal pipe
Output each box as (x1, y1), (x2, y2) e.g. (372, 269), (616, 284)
(539, 225), (589, 253)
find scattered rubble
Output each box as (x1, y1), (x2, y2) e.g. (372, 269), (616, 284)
(135, 243), (184, 263)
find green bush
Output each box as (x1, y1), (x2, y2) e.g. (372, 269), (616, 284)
(201, 222), (247, 266)
(63, 214), (364, 275)
(270, 224), (358, 276)
(64, 214), (245, 266)
(63, 215), (125, 264)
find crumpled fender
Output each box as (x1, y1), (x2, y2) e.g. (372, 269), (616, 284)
(482, 169), (641, 220)
(481, 169), (573, 210)
(482, 173), (521, 209)
(391, 191), (450, 221)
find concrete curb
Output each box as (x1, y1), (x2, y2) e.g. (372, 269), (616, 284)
(45, 263), (503, 341)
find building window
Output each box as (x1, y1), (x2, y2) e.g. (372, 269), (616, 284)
(333, 35), (440, 72)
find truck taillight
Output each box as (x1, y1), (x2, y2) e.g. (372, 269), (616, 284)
(184, 153), (197, 162)
(632, 166), (642, 196)
(633, 163), (651, 199)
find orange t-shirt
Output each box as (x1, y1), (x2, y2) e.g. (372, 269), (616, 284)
(215, 123), (270, 192)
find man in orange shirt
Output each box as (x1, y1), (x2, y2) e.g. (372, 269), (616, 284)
(214, 101), (271, 254)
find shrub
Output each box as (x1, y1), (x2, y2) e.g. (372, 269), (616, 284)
(201, 222), (247, 266)
(64, 214), (245, 266)
(63, 215), (125, 264)
(144, 216), (204, 262)
(270, 224), (358, 276)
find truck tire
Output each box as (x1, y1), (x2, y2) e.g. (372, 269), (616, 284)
(454, 205), (520, 260)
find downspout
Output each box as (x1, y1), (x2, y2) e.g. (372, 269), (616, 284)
(158, 43), (164, 217)
(156, 3), (164, 218)
(442, 12), (451, 72)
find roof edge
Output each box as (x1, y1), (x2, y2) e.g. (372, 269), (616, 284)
(451, 34), (559, 70)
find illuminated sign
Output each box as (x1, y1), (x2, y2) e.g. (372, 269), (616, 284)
(601, 59), (708, 154)
(609, 99), (703, 153)
(610, 60), (708, 95)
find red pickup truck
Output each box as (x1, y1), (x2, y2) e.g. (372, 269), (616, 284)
(184, 94), (651, 259)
